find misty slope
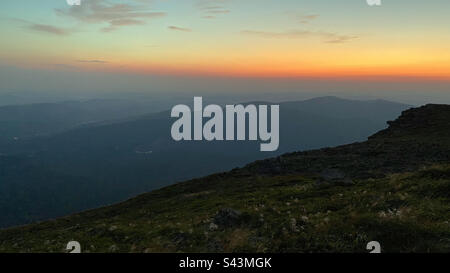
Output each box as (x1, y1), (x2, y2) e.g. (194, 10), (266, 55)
(0, 104), (448, 253)
(0, 97), (409, 228)
(282, 96), (407, 122)
(0, 156), (114, 228)
(0, 99), (161, 145)
(0, 92), (67, 107)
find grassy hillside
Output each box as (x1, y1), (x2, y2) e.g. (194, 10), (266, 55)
(0, 104), (448, 253)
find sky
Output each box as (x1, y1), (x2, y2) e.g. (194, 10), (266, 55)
(1, 0), (450, 104)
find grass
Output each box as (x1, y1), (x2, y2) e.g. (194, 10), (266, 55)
(0, 164), (448, 253)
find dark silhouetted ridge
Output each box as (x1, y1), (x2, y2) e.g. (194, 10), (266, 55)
(370, 104), (450, 140)
(245, 104), (450, 179)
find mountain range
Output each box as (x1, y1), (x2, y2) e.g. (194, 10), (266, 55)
(0, 104), (448, 252)
(0, 97), (410, 228)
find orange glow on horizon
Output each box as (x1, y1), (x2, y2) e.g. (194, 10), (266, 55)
(100, 62), (450, 82)
(6, 55), (450, 82)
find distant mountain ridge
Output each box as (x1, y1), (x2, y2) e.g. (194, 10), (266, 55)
(0, 99), (166, 145)
(282, 96), (410, 121)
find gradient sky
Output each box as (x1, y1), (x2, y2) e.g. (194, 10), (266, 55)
(1, 0), (450, 79)
(1, 0), (450, 105)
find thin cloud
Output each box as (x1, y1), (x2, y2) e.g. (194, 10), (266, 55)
(203, 7), (230, 14)
(324, 35), (358, 44)
(299, 14), (319, 24)
(6, 17), (73, 36)
(284, 11), (320, 24)
(77, 59), (109, 64)
(197, 0), (231, 19)
(168, 26), (192, 32)
(242, 30), (358, 44)
(55, 0), (166, 32)
(28, 24), (71, 36)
